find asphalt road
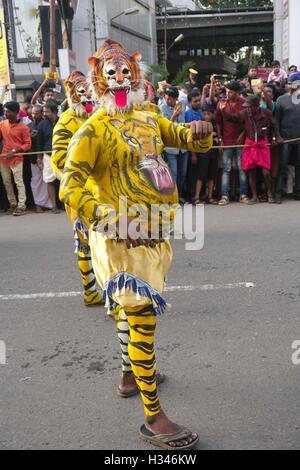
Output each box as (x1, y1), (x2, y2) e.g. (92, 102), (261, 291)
(0, 202), (300, 450)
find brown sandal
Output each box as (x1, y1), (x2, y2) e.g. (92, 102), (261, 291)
(139, 424), (199, 450)
(218, 196), (229, 206)
(240, 196), (257, 205)
(192, 198), (202, 206)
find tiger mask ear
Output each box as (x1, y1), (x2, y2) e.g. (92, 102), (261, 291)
(131, 52), (142, 63)
(88, 56), (101, 67)
(64, 80), (72, 93)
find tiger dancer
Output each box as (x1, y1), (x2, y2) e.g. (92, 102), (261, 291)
(52, 71), (103, 306)
(60, 39), (213, 450)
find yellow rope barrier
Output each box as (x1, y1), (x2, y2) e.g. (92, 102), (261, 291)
(0, 137), (300, 161)
(211, 137), (300, 150)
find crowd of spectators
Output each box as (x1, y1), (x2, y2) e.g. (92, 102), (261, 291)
(0, 80), (62, 215)
(157, 60), (300, 206)
(0, 60), (300, 216)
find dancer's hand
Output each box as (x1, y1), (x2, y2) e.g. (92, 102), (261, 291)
(116, 215), (150, 249)
(188, 121), (213, 142)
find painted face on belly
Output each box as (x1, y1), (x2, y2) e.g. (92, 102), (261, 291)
(108, 118), (177, 199)
(137, 154), (175, 193)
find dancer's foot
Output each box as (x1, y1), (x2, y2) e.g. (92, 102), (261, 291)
(118, 371), (137, 397)
(142, 409), (198, 449)
(84, 290), (104, 306)
(118, 371), (165, 398)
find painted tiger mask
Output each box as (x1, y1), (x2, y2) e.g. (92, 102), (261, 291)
(88, 39), (144, 114)
(65, 71), (94, 116)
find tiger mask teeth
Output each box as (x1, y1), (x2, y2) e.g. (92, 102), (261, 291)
(138, 156), (175, 193)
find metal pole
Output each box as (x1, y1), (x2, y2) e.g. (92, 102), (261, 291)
(49, 0), (56, 77)
(3, 0), (16, 99)
(91, 0), (97, 51)
(164, 0), (167, 66)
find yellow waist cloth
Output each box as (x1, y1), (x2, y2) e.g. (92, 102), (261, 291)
(89, 230), (172, 314)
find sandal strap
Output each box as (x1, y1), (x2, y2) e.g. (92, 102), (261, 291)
(219, 197), (229, 205)
(146, 427), (191, 444)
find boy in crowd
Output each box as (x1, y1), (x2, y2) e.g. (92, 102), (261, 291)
(268, 61), (287, 86)
(191, 105), (219, 205)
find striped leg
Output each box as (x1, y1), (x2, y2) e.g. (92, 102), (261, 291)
(117, 309), (132, 373)
(125, 306), (161, 417)
(77, 246), (103, 306)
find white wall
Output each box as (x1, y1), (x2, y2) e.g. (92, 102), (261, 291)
(288, 0), (300, 68)
(273, 0), (300, 70)
(72, 0), (95, 74)
(102, 0), (157, 65)
(273, 0), (284, 63)
(72, 0), (157, 74)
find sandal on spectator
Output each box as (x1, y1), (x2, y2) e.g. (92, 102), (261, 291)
(13, 207), (26, 216)
(50, 207), (61, 214)
(240, 195), (256, 205)
(192, 198), (202, 206)
(207, 198), (218, 205)
(218, 196), (229, 206)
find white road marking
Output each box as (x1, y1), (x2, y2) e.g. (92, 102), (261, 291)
(166, 282), (255, 291)
(0, 283), (255, 301)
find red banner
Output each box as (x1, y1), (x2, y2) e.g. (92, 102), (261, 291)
(256, 67), (273, 80)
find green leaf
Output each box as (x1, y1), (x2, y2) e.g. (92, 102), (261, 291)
(148, 64), (169, 90)
(172, 61), (196, 86)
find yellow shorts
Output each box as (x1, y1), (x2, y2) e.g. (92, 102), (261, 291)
(89, 231), (173, 314)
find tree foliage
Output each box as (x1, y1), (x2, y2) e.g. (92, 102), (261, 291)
(198, 0), (272, 8)
(148, 64), (169, 90)
(172, 61), (196, 86)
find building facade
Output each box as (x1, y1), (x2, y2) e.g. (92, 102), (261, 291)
(73, 0), (157, 75)
(274, 0), (300, 70)
(0, 0), (157, 100)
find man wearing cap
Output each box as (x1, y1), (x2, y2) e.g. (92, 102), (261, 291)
(216, 80), (249, 206)
(219, 95), (276, 203)
(0, 101), (31, 216)
(185, 68), (199, 93)
(275, 72), (300, 203)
